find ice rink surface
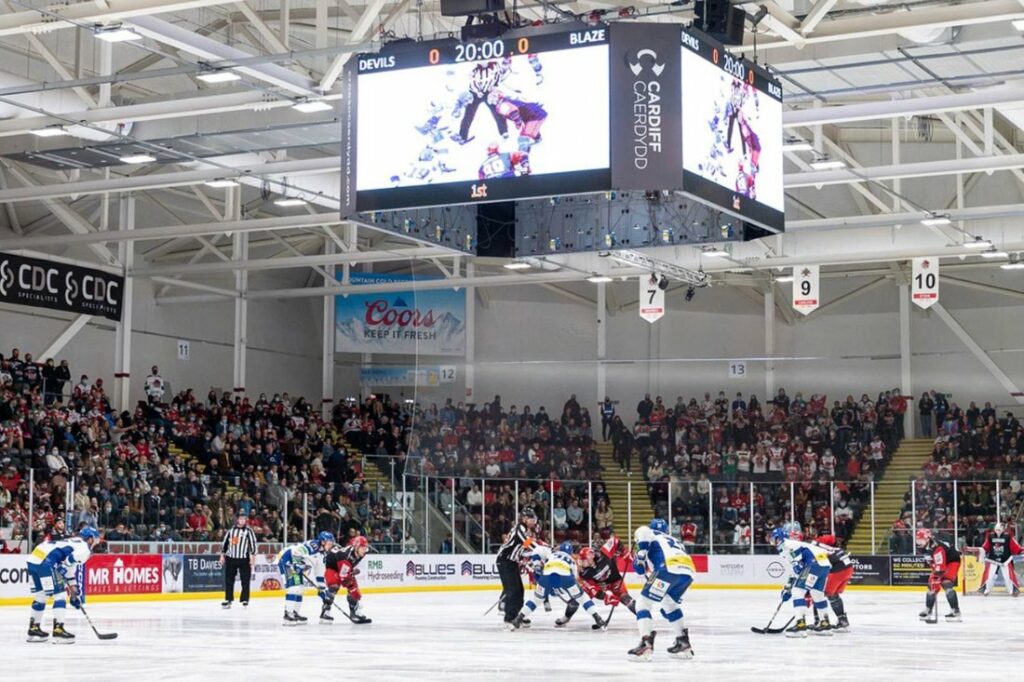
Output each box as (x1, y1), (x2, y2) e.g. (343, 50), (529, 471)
(3, 589), (1021, 681)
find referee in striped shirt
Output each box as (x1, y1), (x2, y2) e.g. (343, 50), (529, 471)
(221, 512), (258, 608)
(496, 507), (537, 627)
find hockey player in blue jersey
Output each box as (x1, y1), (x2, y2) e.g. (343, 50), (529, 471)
(770, 523), (836, 637)
(26, 526), (100, 643)
(509, 541), (606, 631)
(628, 518), (697, 661)
(275, 531), (335, 625)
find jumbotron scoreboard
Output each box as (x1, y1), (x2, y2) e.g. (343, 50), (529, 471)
(339, 22), (785, 235)
(342, 26), (610, 213)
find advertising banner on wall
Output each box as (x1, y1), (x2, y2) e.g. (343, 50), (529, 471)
(0, 554), (30, 598)
(336, 273), (466, 356)
(848, 555), (891, 586)
(85, 554), (163, 595)
(890, 555), (933, 586)
(0, 252), (124, 321)
(359, 365), (457, 387)
(183, 554), (224, 593)
(163, 554), (184, 594)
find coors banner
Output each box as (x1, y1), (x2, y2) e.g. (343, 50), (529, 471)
(0, 253), (124, 321)
(609, 22), (683, 191)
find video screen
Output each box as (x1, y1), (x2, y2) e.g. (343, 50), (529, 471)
(354, 39), (610, 210)
(681, 38), (784, 230)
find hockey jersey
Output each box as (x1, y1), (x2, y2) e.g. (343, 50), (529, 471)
(635, 527), (696, 577)
(28, 538), (92, 579)
(981, 532), (1022, 563)
(778, 538), (832, 576)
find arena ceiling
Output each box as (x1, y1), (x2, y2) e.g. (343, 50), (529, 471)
(1, 0), (1024, 304)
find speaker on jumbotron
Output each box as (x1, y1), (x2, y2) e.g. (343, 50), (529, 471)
(441, 0), (505, 17)
(694, 0), (746, 46)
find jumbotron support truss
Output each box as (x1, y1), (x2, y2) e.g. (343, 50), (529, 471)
(602, 249), (710, 288)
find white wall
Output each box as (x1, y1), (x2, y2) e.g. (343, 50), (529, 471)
(0, 277), (320, 404)
(4, 263), (1024, 420)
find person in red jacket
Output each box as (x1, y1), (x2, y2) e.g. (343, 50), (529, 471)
(916, 529), (962, 622)
(814, 534), (853, 631)
(320, 535), (371, 624)
(978, 523), (1022, 596)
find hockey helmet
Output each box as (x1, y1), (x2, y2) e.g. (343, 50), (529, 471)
(915, 528), (932, 547)
(649, 518), (668, 534)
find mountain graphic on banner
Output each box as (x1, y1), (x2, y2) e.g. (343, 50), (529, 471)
(392, 296), (409, 307)
(434, 312), (465, 345)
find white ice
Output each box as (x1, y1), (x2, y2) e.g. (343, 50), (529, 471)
(2, 590), (1020, 681)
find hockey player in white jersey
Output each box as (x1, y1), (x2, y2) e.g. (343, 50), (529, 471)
(628, 518), (696, 662)
(26, 526), (101, 643)
(770, 524), (836, 637)
(509, 541), (606, 631)
(275, 531), (335, 625)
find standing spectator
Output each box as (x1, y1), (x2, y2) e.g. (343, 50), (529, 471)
(145, 365), (165, 402)
(919, 391), (935, 438)
(439, 533), (454, 554)
(636, 394), (654, 422)
(220, 512), (258, 608)
(600, 397), (616, 442)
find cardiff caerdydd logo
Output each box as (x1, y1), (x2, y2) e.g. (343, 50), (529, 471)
(629, 49), (665, 77)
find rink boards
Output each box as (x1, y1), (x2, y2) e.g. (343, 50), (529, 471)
(1, 551), (1019, 605)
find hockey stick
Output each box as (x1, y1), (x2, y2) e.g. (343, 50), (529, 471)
(603, 604), (617, 627)
(78, 604), (117, 640)
(750, 600), (793, 634)
(301, 575), (367, 624)
(484, 593), (504, 617)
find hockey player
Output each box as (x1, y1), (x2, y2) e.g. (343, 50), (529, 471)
(479, 144), (530, 179)
(276, 531), (335, 625)
(770, 524), (835, 637)
(916, 528), (962, 622)
(628, 519), (696, 662)
(557, 536), (637, 626)
(510, 541), (606, 631)
(978, 523), (1021, 596)
(814, 534), (853, 632)
(26, 526), (100, 643)
(487, 91), (547, 151)
(320, 535), (372, 624)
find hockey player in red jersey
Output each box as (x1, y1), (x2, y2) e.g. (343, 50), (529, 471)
(978, 523), (1022, 596)
(320, 535), (371, 624)
(916, 529), (962, 622)
(814, 534), (853, 632)
(555, 535), (636, 626)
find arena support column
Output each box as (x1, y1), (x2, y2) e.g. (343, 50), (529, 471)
(113, 194), (135, 413)
(464, 262), (476, 401)
(232, 219), (248, 398)
(321, 238), (336, 420)
(764, 285), (776, 398)
(596, 282), (607, 406)
(899, 280), (914, 437)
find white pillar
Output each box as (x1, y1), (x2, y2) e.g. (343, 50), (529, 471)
(465, 262), (476, 401)
(764, 286), (776, 398)
(232, 228), (248, 397)
(899, 281), (914, 437)
(597, 281), (607, 405)
(322, 238), (336, 419)
(113, 194), (134, 412)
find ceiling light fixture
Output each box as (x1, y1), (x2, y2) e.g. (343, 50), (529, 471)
(1001, 261), (1024, 270)
(980, 249), (1009, 259)
(782, 140), (813, 152)
(503, 261), (532, 271)
(963, 237), (992, 249)
(810, 157), (846, 171)
(204, 179), (239, 188)
(921, 214), (951, 227)
(292, 99), (333, 113)
(29, 126), (69, 138)
(118, 153), (156, 164)
(586, 274), (613, 283)
(702, 247), (730, 258)
(95, 25), (142, 42)
(274, 197), (307, 207)
(1013, 19), (1024, 30)
(775, 275), (794, 283)
(197, 70), (240, 84)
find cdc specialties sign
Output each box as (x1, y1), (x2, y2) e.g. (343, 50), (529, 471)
(0, 252), (124, 321)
